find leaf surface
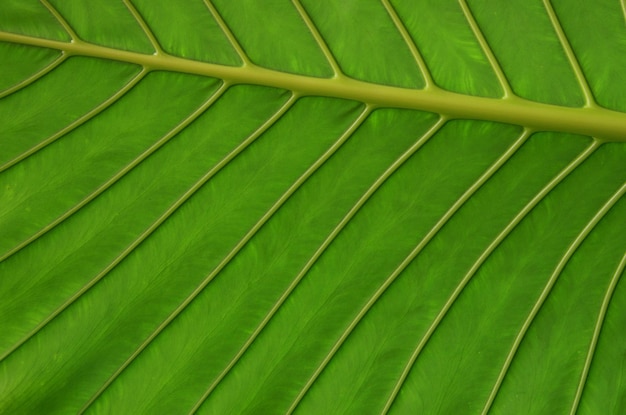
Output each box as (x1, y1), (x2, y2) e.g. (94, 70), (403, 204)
(0, 1), (625, 414)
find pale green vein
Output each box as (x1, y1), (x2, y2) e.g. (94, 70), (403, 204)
(123, 0), (163, 55)
(81, 103), (371, 415)
(381, 0), (435, 89)
(542, 0), (597, 108)
(1, 31), (625, 142)
(0, 52), (66, 99)
(622, 0), (626, 22)
(189, 116), (447, 415)
(570, 252), (626, 415)
(482, 182), (626, 415)
(458, 0), (512, 98)
(292, 0), (343, 78)
(40, 0), (78, 41)
(382, 139), (601, 415)
(0, 83), (230, 363)
(202, 0), (249, 65)
(287, 128), (532, 414)
(0, 80), (224, 261)
(0, 67), (147, 174)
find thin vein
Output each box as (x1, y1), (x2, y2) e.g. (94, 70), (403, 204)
(622, 0), (626, 24)
(289, 128), (531, 414)
(123, 0), (163, 55)
(291, 0), (343, 78)
(457, 0), (513, 98)
(40, 0), (78, 41)
(189, 115), (446, 415)
(542, 0), (596, 107)
(0, 84), (230, 364)
(202, 0), (251, 65)
(189, 114), (445, 414)
(482, 182), (626, 415)
(381, 0), (435, 88)
(0, 68), (147, 175)
(382, 139), (600, 415)
(82, 102), (369, 415)
(0, 81), (224, 263)
(570, 251), (626, 415)
(0, 53), (67, 99)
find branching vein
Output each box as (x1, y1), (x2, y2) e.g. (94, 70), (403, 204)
(75, 90), (293, 414)
(187, 105), (373, 415)
(481, 182), (626, 415)
(0, 84), (229, 364)
(382, 139), (600, 415)
(542, 0), (597, 107)
(569, 252), (626, 415)
(458, 0), (513, 98)
(40, 0), (78, 41)
(79, 102), (369, 415)
(381, 0), (435, 89)
(290, 128), (530, 414)
(0, 53), (67, 100)
(123, 0), (163, 55)
(202, 0), (251, 65)
(0, 68), (147, 175)
(0, 80), (223, 261)
(292, 0), (343, 78)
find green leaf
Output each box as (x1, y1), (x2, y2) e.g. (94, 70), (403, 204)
(1, 0), (625, 414)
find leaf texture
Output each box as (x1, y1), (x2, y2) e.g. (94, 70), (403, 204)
(0, 1), (625, 414)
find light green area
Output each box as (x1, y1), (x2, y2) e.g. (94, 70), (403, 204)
(0, 1), (624, 414)
(551, 0), (626, 112)
(0, 0), (70, 41)
(0, 70), (219, 257)
(0, 56), (141, 168)
(131, 0), (242, 65)
(210, 0), (333, 77)
(298, 131), (594, 414)
(390, 0), (502, 97)
(90, 108), (439, 414)
(48, 0), (155, 53)
(0, 42), (61, 94)
(0, 84), (291, 355)
(300, 0), (425, 88)
(466, 0), (585, 106)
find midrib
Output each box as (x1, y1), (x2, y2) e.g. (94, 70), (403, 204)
(2, 30), (626, 143)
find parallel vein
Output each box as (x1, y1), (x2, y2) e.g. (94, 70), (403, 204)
(0, 67), (147, 174)
(0, 52), (66, 100)
(382, 139), (600, 414)
(41, 0), (77, 41)
(287, 128), (531, 414)
(292, 0), (343, 78)
(569, 252), (626, 415)
(542, 0), (597, 107)
(1, 2), (625, 413)
(481, 182), (626, 415)
(81, 104), (371, 414)
(201, 0), (249, 65)
(0, 79), (225, 263)
(381, 0), (434, 88)
(123, 0), (163, 55)
(0, 83), (229, 363)
(190, 116), (446, 415)
(458, 0), (513, 98)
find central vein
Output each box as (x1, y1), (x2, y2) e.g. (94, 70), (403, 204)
(2, 30), (626, 143)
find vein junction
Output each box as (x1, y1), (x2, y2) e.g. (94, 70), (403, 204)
(1, 31), (626, 143)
